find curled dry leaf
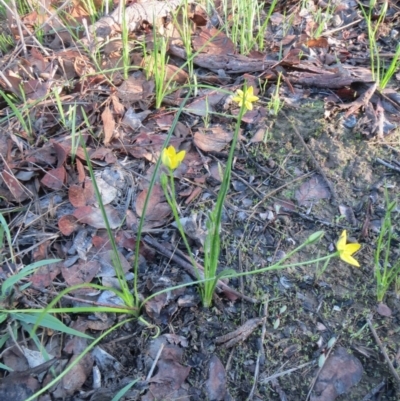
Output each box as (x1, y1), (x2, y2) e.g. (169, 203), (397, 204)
(311, 347), (363, 401)
(192, 26), (235, 55)
(102, 105), (116, 146)
(68, 180), (96, 208)
(61, 260), (101, 286)
(295, 175), (331, 206)
(194, 126), (233, 152)
(205, 355), (227, 401)
(0, 169), (31, 202)
(73, 205), (122, 229)
(40, 166), (66, 190)
(29, 262), (62, 288)
(136, 184), (171, 228)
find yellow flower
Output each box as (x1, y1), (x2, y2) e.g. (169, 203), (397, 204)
(336, 230), (361, 267)
(161, 146), (186, 170)
(232, 86), (259, 110)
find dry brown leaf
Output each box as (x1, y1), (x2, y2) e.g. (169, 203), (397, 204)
(102, 105), (116, 146)
(29, 262), (61, 288)
(68, 180), (95, 207)
(310, 347), (363, 401)
(205, 355), (227, 401)
(295, 175), (331, 206)
(61, 260), (101, 286)
(192, 26), (235, 55)
(0, 168), (31, 202)
(136, 184), (171, 228)
(41, 166), (66, 190)
(194, 126), (233, 152)
(73, 205), (122, 229)
(58, 215), (80, 236)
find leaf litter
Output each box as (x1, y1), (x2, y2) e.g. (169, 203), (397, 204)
(0, 0), (400, 400)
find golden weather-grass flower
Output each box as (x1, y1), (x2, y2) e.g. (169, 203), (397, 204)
(161, 146), (186, 170)
(232, 86), (259, 110)
(336, 230), (361, 267)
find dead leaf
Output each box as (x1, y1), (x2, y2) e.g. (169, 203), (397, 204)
(68, 180), (96, 207)
(376, 302), (392, 317)
(61, 260), (101, 286)
(310, 347), (363, 401)
(136, 184), (171, 228)
(41, 166), (66, 190)
(0, 168), (31, 202)
(194, 126), (233, 152)
(102, 105), (116, 146)
(339, 205), (357, 226)
(58, 215), (80, 235)
(295, 175), (331, 206)
(143, 335), (191, 401)
(29, 262), (61, 287)
(185, 90), (227, 116)
(73, 205), (122, 229)
(192, 27), (235, 55)
(205, 355), (227, 401)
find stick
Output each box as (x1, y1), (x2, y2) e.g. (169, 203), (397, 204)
(367, 317), (400, 391)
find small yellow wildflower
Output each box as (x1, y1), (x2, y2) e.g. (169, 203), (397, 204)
(232, 86), (259, 111)
(336, 230), (361, 267)
(161, 146), (186, 170)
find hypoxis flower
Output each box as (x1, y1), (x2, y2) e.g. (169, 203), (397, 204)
(232, 86), (259, 111)
(336, 230), (361, 267)
(161, 146), (186, 170)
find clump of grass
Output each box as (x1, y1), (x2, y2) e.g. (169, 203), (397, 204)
(225, 0), (278, 54)
(374, 190), (400, 303)
(360, 0), (399, 90)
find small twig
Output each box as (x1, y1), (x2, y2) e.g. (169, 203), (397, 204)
(322, 18), (362, 36)
(146, 342), (164, 381)
(282, 111), (338, 205)
(376, 158), (400, 174)
(367, 317), (400, 391)
(260, 360), (314, 383)
(247, 298), (269, 401)
(361, 380), (385, 401)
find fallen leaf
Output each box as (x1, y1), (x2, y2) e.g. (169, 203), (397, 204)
(192, 27), (235, 55)
(102, 105), (116, 146)
(68, 180), (96, 207)
(0, 168), (31, 202)
(205, 355), (227, 401)
(310, 347), (363, 401)
(194, 126), (233, 152)
(136, 184), (171, 228)
(61, 260), (101, 286)
(376, 302), (392, 317)
(29, 262), (62, 287)
(41, 166), (66, 190)
(295, 175), (331, 206)
(58, 215), (80, 236)
(73, 205), (122, 229)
